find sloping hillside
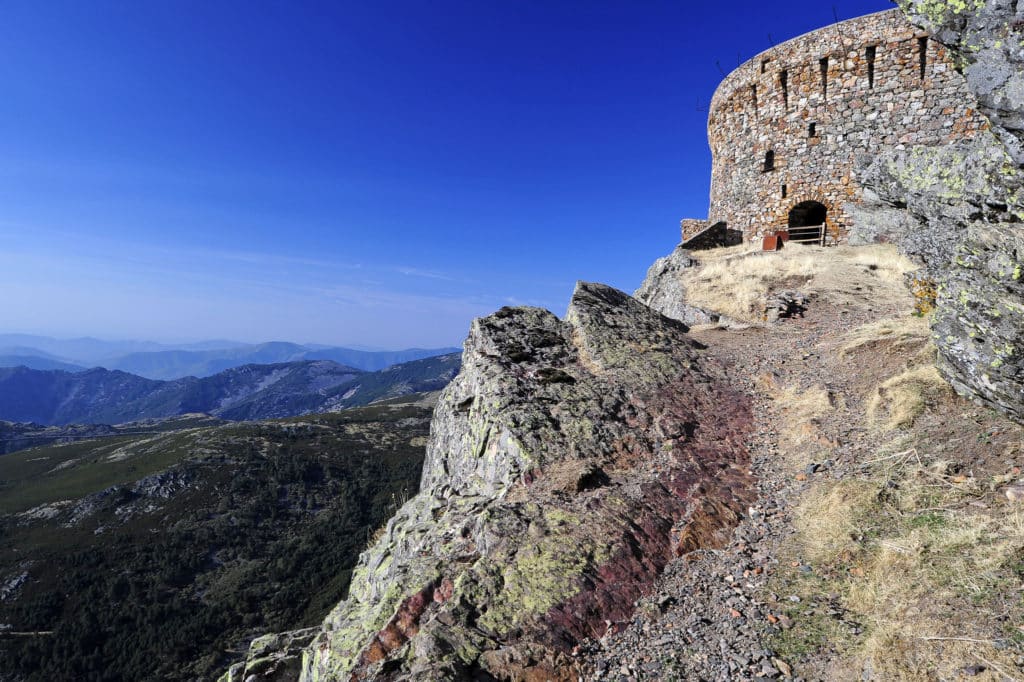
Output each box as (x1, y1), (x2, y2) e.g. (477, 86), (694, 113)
(0, 396), (436, 681)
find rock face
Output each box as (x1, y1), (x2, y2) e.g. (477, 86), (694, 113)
(634, 246), (723, 326)
(291, 282), (753, 680)
(851, 0), (1024, 423)
(901, 0), (1024, 166)
(222, 629), (321, 682)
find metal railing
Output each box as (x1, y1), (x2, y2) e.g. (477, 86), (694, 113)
(785, 224), (826, 246)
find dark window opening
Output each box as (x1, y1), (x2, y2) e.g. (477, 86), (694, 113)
(918, 37), (928, 80)
(788, 201), (827, 244)
(780, 69), (789, 110)
(761, 58), (770, 73)
(763, 150), (775, 172)
(809, 122), (817, 137)
(751, 84), (758, 114)
(781, 184), (788, 199)
(866, 45), (877, 88)
(819, 57), (829, 98)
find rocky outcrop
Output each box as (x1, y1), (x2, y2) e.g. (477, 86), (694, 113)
(634, 246), (724, 326)
(222, 629), (320, 682)
(851, 0), (1024, 423)
(848, 132), (1020, 275)
(0, 421), (119, 455)
(270, 282), (755, 680)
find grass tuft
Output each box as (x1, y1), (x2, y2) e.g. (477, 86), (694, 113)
(866, 363), (951, 430)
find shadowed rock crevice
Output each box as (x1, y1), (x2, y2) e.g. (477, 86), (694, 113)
(260, 281), (757, 681)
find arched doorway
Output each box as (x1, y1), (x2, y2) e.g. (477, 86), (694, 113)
(787, 201), (827, 244)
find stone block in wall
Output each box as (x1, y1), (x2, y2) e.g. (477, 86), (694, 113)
(680, 219), (709, 241)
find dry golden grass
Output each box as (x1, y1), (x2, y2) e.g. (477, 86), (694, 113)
(681, 244), (916, 322)
(792, 480), (878, 562)
(778, 385), (837, 460)
(785, 439), (1024, 681)
(866, 362), (951, 430)
(696, 240), (1024, 678)
(839, 316), (931, 358)
(757, 373), (839, 469)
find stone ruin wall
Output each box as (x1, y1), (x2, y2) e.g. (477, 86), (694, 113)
(702, 8), (989, 243)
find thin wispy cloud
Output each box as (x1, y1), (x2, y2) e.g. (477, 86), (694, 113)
(394, 266), (457, 281)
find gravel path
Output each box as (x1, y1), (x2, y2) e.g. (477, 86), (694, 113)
(577, 301), (888, 681)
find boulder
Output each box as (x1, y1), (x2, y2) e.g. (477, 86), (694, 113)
(634, 245), (724, 326)
(288, 282), (755, 680)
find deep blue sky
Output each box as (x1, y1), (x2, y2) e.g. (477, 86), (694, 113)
(0, 0), (893, 348)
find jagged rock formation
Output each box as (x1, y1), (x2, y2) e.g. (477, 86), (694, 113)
(851, 0), (1024, 423)
(249, 282), (755, 681)
(634, 246), (723, 326)
(229, 629), (321, 682)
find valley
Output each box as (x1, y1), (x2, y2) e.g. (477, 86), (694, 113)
(0, 395), (436, 681)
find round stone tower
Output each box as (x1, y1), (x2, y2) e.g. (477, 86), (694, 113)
(704, 9), (988, 244)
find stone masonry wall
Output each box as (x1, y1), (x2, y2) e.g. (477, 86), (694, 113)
(680, 219), (710, 241)
(706, 9), (989, 242)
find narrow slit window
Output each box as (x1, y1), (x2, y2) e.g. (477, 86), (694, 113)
(918, 37), (928, 80)
(819, 57), (829, 98)
(763, 150), (775, 172)
(866, 45), (877, 88)
(781, 184), (788, 199)
(809, 122), (817, 137)
(751, 84), (758, 114)
(780, 69), (789, 110)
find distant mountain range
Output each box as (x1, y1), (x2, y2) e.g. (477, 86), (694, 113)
(0, 354), (460, 426)
(0, 354), (86, 372)
(0, 334), (459, 380)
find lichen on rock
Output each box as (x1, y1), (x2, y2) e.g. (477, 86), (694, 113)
(853, 0), (1024, 424)
(281, 281), (755, 680)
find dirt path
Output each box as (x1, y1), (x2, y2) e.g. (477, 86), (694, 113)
(579, 246), (1024, 681)
(575, 307), (858, 681)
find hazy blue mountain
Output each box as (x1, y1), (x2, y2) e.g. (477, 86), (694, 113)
(0, 334), (170, 365)
(107, 342), (460, 379)
(0, 354), (86, 372)
(0, 335), (248, 366)
(0, 366), (177, 425)
(0, 335), (459, 379)
(0, 344), (76, 362)
(302, 346), (462, 372)
(0, 354), (460, 426)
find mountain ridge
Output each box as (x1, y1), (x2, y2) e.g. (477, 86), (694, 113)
(0, 335), (459, 380)
(0, 354), (460, 427)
